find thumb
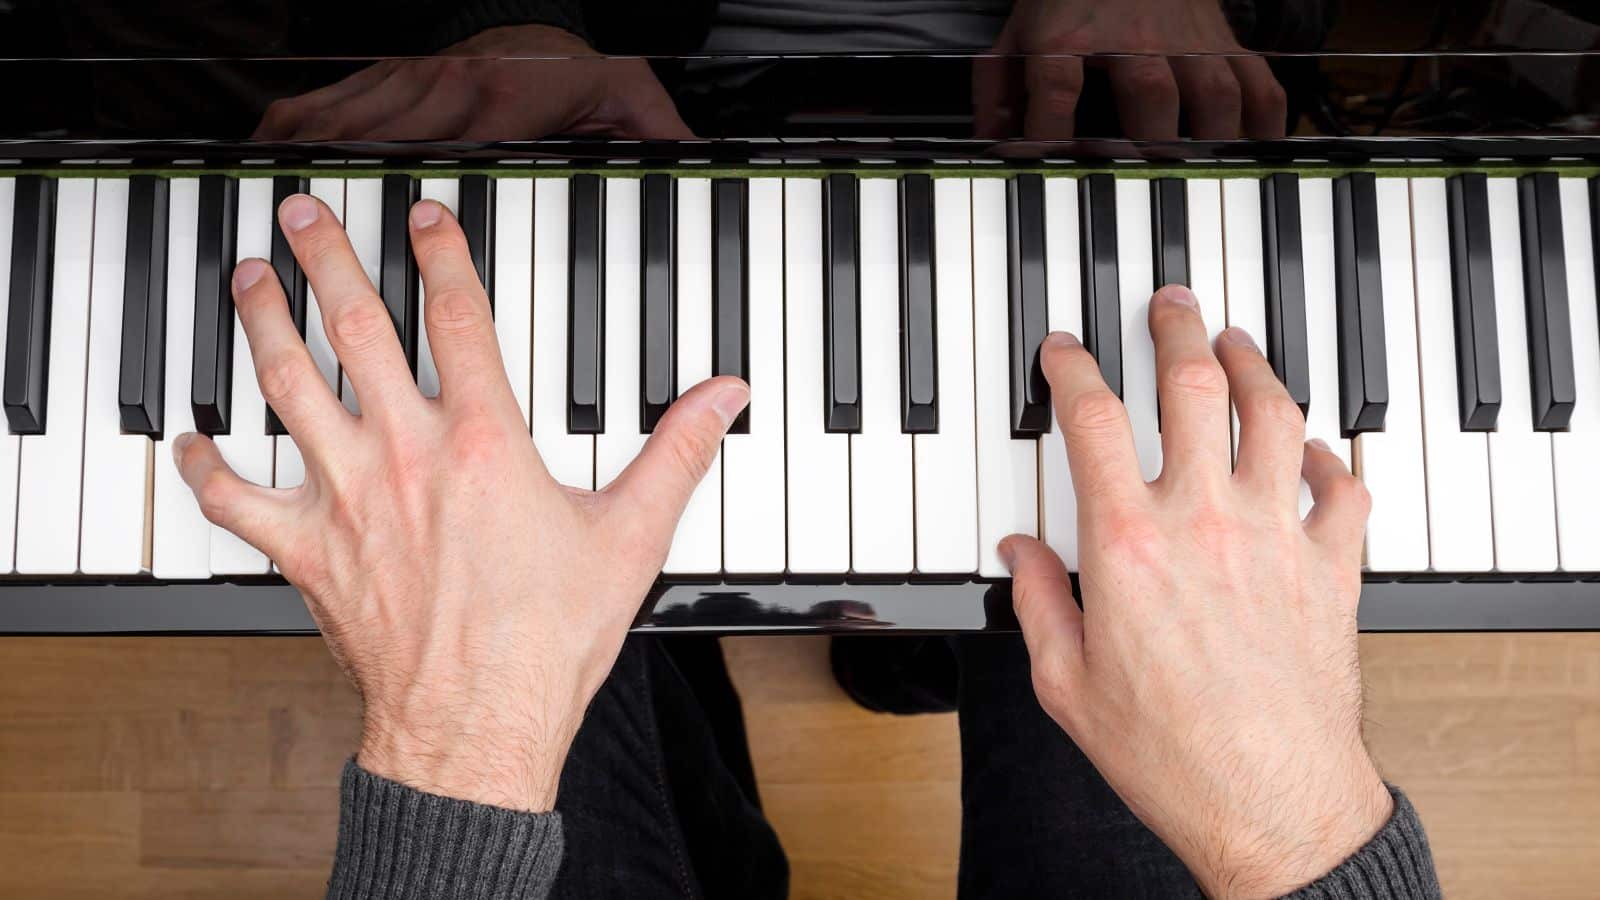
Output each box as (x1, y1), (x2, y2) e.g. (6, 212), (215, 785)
(604, 376), (748, 533)
(1001, 535), (1087, 697)
(615, 80), (697, 140)
(173, 432), (295, 561)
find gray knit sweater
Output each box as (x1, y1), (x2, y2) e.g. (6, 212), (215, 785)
(325, 761), (1440, 899)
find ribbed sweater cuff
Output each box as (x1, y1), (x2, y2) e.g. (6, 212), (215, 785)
(326, 759), (565, 900)
(1284, 785), (1441, 899)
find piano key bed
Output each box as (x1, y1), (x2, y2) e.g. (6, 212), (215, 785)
(4, 161), (1600, 634)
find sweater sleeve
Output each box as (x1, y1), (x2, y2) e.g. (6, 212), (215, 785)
(326, 759), (565, 900)
(1283, 786), (1442, 900)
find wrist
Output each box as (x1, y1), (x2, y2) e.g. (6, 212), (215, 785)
(1196, 757), (1393, 899)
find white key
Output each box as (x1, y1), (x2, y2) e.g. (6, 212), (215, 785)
(973, 179), (1038, 577)
(1040, 177), (1081, 571)
(850, 178), (915, 574)
(0, 178), (19, 572)
(152, 179), (211, 579)
(16, 179), (95, 574)
(1554, 178), (1600, 570)
(914, 178), (979, 574)
(1298, 178), (1352, 516)
(1411, 178), (1494, 571)
(1186, 179), (1227, 339)
(532, 178), (594, 489)
(1485, 177), (1559, 571)
(80, 178), (153, 575)
(494, 178), (534, 429)
(664, 179), (721, 574)
(209, 178), (275, 575)
(1357, 179), (1430, 573)
(14, 180), (95, 573)
(1223, 178), (1268, 456)
(724, 178), (788, 574)
(275, 178), (345, 492)
(415, 178), (460, 399)
(785, 178), (851, 574)
(1116, 178), (1162, 482)
(341, 178), (383, 414)
(596, 178), (644, 488)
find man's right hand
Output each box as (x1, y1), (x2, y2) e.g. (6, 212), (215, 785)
(1003, 285), (1391, 898)
(253, 24), (691, 141)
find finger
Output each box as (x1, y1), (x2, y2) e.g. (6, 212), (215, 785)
(972, 25), (1022, 139)
(605, 377), (748, 534)
(1228, 55), (1288, 139)
(1041, 331), (1145, 507)
(1215, 327), (1305, 504)
(291, 65), (433, 140)
(276, 194), (419, 416)
(1147, 285), (1232, 481)
(1301, 439), (1371, 552)
(173, 432), (295, 558)
(361, 65), (477, 141)
(231, 259), (351, 449)
(1170, 55), (1242, 139)
(408, 200), (515, 411)
(1022, 53), (1084, 141)
(1002, 535), (1086, 706)
(253, 61), (399, 139)
(611, 77), (697, 140)
(1107, 57), (1180, 141)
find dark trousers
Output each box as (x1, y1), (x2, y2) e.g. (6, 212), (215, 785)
(553, 635), (1200, 899)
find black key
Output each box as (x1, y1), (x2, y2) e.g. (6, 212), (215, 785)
(823, 173), (862, 433)
(1007, 173), (1050, 437)
(712, 178), (749, 434)
(380, 174), (420, 374)
(568, 174), (604, 435)
(1332, 172), (1389, 435)
(460, 174), (495, 307)
(1518, 173), (1576, 432)
(118, 175), (169, 436)
(640, 174), (676, 433)
(3, 175), (56, 435)
(191, 174), (237, 435)
(266, 175), (308, 436)
(1261, 173), (1312, 416)
(1445, 173), (1502, 432)
(1151, 177), (1189, 288)
(898, 174), (938, 434)
(1078, 174), (1122, 398)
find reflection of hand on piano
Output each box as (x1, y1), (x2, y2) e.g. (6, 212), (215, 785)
(171, 191), (747, 812)
(973, 0), (1287, 141)
(251, 25), (693, 142)
(1001, 291), (1391, 897)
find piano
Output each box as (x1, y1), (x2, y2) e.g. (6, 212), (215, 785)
(4, 0), (1600, 634)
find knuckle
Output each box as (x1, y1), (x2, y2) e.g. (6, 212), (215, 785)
(329, 302), (391, 355)
(1243, 392), (1305, 432)
(259, 99), (299, 133)
(1163, 357), (1228, 402)
(1195, 70), (1242, 110)
(1030, 654), (1073, 702)
(1247, 77), (1289, 114)
(256, 355), (306, 408)
(1126, 64), (1177, 97)
(1027, 56), (1083, 93)
(664, 421), (720, 484)
(447, 414), (514, 467)
(196, 471), (238, 524)
(425, 287), (488, 338)
(1064, 389), (1126, 436)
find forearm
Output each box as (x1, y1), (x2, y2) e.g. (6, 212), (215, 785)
(1281, 786), (1440, 900)
(327, 760), (566, 900)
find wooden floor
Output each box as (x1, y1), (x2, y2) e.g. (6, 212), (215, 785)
(1, 633), (1596, 898)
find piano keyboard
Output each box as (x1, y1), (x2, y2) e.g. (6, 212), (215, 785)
(5, 166), (1600, 587)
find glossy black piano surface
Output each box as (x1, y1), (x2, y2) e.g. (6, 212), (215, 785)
(3, 0), (1600, 633)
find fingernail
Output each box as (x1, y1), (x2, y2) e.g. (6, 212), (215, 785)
(1308, 437), (1330, 451)
(1220, 327), (1259, 352)
(171, 432), (194, 464)
(998, 539), (1017, 571)
(1044, 331), (1080, 349)
(233, 258), (268, 294)
(1156, 284), (1199, 309)
(410, 200), (443, 229)
(279, 194), (319, 232)
(711, 381), (751, 428)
